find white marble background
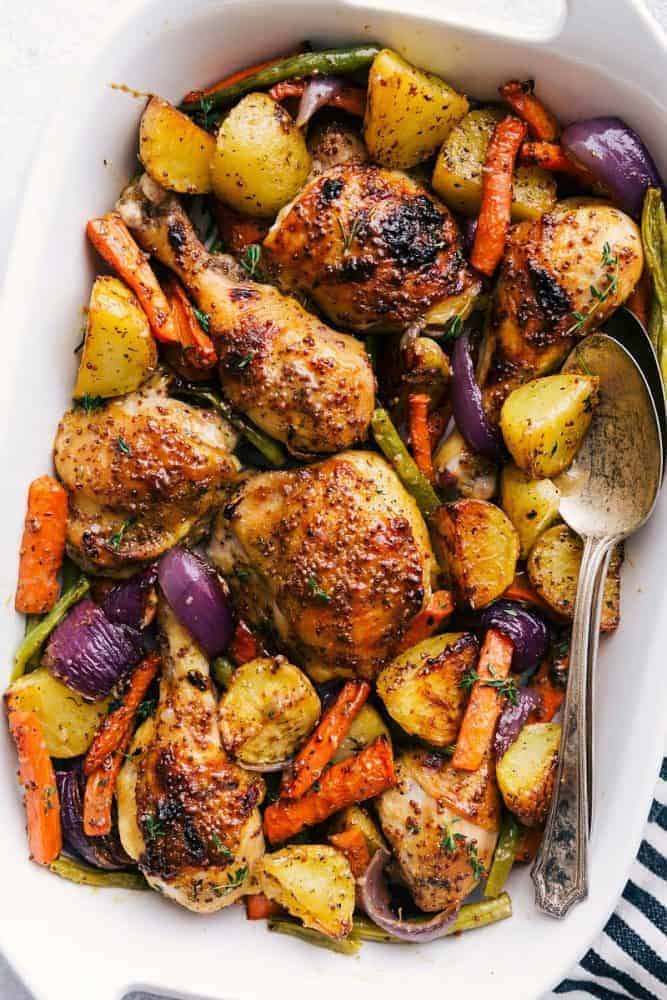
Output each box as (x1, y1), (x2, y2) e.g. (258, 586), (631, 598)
(0, 1), (665, 997)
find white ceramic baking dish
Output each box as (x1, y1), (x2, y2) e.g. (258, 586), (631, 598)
(1, 2), (665, 998)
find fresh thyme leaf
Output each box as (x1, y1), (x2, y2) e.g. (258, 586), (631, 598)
(440, 820), (464, 853)
(211, 832), (234, 860)
(307, 575), (331, 603)
(74, 394), (105, 413)
(193, 307), (210, 333)
(240, 243), (262, 278)
(467, 840), (486, 880)
(443, 314), (464, 342)
(135, 697), (157, 724)
(235, 353), (254, 371)
(116, 436), (131, 456)
(195, 95), (215, 131)
(144, 815), (165, 841)
(210, 866), (248, 897)
(458, 668), (518, 704)
(109, 517), (136, 551)
(458, 668), (479, 692)
(566, 244), (619, 335)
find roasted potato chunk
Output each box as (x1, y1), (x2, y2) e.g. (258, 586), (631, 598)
(431, 500), (519, 609)
(5, 668), (111, 758)
(500, 464), (561, 558)
(218, 656), (320, 767)
(497, 723), (561, 827)
(331, 805), (388, 856)
(257, 845), (355, 939)
(331, 704), (389, 764)
(500, 374), (599, 478)
(527, 524), (622, 630)
(432, 108), (556, 221)
(139, 97), (216, 194)
(73, 276), (158, 399)
(377, 632), (478, 746)
(210, 93), (311, 217)
(363, 49), (468, 169)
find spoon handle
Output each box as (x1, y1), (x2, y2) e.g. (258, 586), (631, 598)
(586, 548), (614, 835)
(532, 534), (616, 918)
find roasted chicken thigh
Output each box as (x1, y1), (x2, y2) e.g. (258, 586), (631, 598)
(117, 175), (375, 456)
(208, 450), (435, 681)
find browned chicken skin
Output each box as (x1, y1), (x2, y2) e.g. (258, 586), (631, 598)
(117, 602), (265, 913)
(208, 450), (435, 682)
(263, 163), (480, 332)
(53, 375), (240, 575)
(117, 175), (375, 456)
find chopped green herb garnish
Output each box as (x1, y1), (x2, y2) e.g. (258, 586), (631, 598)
(193, 307), (210, 333)
(135, 697), (157, 724)
(210, 866), (248, 897)
(144, 815), (165, 841)
(195, 95), (215, 131)
(467, 840), (486, 881)
(211, 832), (234, 860)
(240, 243), (262, 278)
(116, 436), (131, 456)
(443, 314), (464, 342)
(566, 243), (619, 335)
(74, 394), (105, 413)
(109, 517), (136, 551)
(307, 575), (331, 603)
(458, 669), (518, 705)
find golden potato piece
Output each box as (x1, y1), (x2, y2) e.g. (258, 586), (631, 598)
(431, 500), (519, 609)
(74, 276), (158, 399)
(257, 844), (355, 939)
(500, 464), (561, 558)
(139, 96), (216, 194)
(210, 93), (311, 217)
(116, 717), (155, 861)
(331, 704), (389, 764)
(500, 374), (599, 478)
(331, 805), (388, 856)
(363, 49), (468, 169)
(497, 723), (561, 827)
(527, 524), (621, 630)
(218, 656), (320, 767)
(377, 632), (478, 747)
(432, 108), (556, 221)
(5, 668), (111, 758)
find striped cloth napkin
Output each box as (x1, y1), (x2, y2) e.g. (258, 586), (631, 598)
(552, 756), (666, 999)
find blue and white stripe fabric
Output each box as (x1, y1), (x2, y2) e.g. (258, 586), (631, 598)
(554, 757), (667, 999)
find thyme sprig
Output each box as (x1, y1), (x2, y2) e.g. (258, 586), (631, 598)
(566, 242), (619, 335)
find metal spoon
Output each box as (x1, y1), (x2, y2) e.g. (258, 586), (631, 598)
(531, 332), (663, 919)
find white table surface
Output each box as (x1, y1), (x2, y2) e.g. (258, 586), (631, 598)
(1, 1), (665, 997)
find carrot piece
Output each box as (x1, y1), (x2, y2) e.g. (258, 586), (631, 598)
(15, 476), (68, 615)
(499, 80), (559, 142)
(86, 213), (179, 344)
(268, 80), (305, 101)
(502, 574), (554, 614)
(183, 52), (299, 105)
(281, 680), (370, 800)
(408, 393), (434, 483)
(84, 653), (161, 775)
(518, 141), (598, 188)
(527, 661), (565, 724)
(626, 269), (652, 330)
(329, 827), (371, 878)
(452, 628), (515, 772)
(245, 893), (284, 920)
(397, 590), (455, 653)
(229, 620), (266, 665)
(163, 277), (217, 368)
(471, 117), (527, 278)
(514, 825), (543, 863)
(83, 754), (124, 837)
(8, 710), (62, 864)
(210, 200), (270, 254)
(264, 737), (396, 844)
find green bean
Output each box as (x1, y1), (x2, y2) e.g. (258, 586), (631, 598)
(11, 576), (90, 682)
(484, 813), (520, 898)
(60, 556), (81, 593)
(49, 856), (148, 890)
(211, 655), (235, 689)
(351, 893), (513, 943)
(267, 917), (361, 955)
(371, 408), (441, 517)
(641, 187), (667, 382)
(180, 45), (381, 119)
(175, 385), (286, 467)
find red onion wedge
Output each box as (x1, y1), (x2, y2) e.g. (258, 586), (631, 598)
(101, 564), (158, 630)
(43, 598), (144, 700)
(461, 599), (549, 673)
(562, 117), (665, 219)
(55, 765), (131, 870)
(158, 547), (233, 657)
(359, 849), (460, 942)
(295, 77), (343, 127)
(241, 758), (293, 774)
(494, 687), (541, 759)
(451, 330), (503, 461)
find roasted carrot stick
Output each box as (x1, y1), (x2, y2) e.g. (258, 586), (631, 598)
(502, 574), (554, 614)
(499, 80), (559, 142)
(84, 653), (161, 775)
(210, 200), (270, 254)
(245, 892), (284, 920)
(229, 620), (266, 665)
(163, 277), (217, 368)
(182, 51), (300, 105)
(281, 680), (370, 800)
(452, 629), (515, 772)
(86, 213), (179, 344)
(527, 661), (565, 724)
(83, 753), (124, 837)
(408, 393), (434, 483)
(627, 269), (652, 330)
(8, 710), (62, 864)
(518, 141), (597, 188)
(264, 736), (396, 844)
(471, 117), (527, 278)
(397, 590), (455, 653)
(329, 827), (370, 877)
(15, 476), (68, 615)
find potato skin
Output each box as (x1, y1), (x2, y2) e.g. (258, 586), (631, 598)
(139, 97), (216, 194)
(256, 844), (355, 938)
(500, 464), (561, 558)
(496, 723), (561, 826)
(527, 524), (622, 630)
(377, 632), (478, 746)
(5, 668), (111, 758)
(210, 93), (311, 217)
(74, 276), (158, 399)
(431, 500), (519, 609)
(432, 108), (556, 221)
(364, 49), (469, 169)
(500, 374), (599, 478)
(218, 656), (320, 766)
(330, 704), (389, 764)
